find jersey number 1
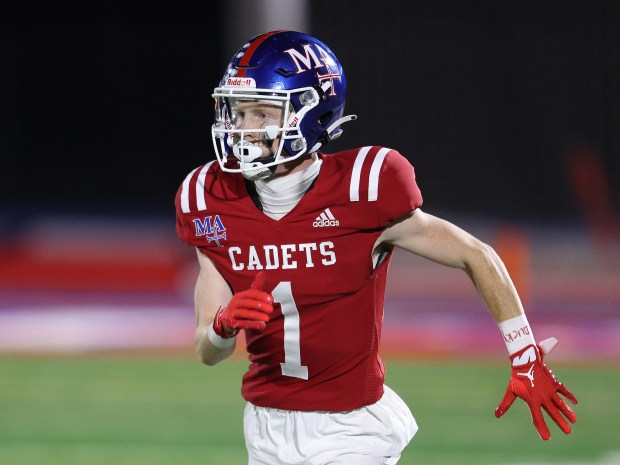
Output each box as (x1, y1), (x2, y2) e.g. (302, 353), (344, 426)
(272, 281), (309, 380)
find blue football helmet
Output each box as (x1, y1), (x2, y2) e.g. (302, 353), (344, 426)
(212, 30), (356, 180)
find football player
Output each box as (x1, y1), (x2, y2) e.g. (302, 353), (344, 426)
(175, 31), (577, 465)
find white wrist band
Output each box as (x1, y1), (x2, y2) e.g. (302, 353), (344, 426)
(498, 314), (536, 355)
(207, 324), (236, 349)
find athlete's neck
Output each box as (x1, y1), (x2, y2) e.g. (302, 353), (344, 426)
(255, 154), (322, 220)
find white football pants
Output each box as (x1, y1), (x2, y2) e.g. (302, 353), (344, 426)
(244, 385), (418, 465)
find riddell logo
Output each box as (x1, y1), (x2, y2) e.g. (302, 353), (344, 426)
(313, 208), (339, 227)
(225, 77), (256, 87)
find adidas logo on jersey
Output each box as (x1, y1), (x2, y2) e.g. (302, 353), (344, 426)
(313, 208), (340, 227)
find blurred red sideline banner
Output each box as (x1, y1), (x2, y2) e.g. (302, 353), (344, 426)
(0, 245), (185, 292)
(0, 217), (193, 293)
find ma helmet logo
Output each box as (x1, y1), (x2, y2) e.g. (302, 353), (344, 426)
(283, 44), (342, 96)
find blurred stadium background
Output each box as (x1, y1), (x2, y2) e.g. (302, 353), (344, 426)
(1, 1), (619, 464)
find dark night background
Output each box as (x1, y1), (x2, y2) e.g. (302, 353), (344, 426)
(1, 1), (619, 224)
(1, 6), (619, 458)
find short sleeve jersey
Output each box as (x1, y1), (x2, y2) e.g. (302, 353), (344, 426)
(175, 146), (423, 411)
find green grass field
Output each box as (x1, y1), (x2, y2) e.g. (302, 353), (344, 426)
(0, 355), (617, 465)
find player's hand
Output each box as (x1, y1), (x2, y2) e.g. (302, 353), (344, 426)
(212, 271), (274, 338)
(495, 337), (578, 440)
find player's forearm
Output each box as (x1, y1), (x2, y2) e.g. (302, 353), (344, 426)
(195, 324), (236, 365)
(464, 241), (525, 323)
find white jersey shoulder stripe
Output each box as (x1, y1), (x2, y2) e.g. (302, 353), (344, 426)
(349, 146), (372, 201)
(196, 161), (216, 211)
(180, 167), (200, 213)
(368, 147), (391, 201)
(180, 161), (215, 213)
(349, 146), (392, 202)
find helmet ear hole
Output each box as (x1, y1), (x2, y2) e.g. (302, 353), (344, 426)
(318, 111), (333, 125)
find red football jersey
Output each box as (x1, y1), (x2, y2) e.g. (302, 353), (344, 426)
(175, 146), (423, 411)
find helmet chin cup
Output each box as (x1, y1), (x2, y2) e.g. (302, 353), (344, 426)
(241, 163), (272, 181)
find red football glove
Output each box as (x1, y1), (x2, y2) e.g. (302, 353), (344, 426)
(212, 271), (274, 338)
(495, 337), (578, 440)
